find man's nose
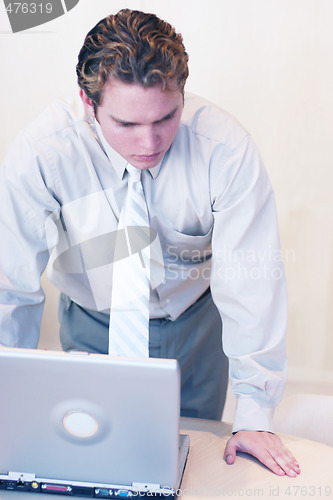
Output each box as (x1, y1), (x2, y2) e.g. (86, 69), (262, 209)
(138, 126), (159, 151)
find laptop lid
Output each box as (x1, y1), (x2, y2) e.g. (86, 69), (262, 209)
(0, 347), (188, 495)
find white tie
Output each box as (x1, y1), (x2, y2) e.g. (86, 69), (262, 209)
(108, 165), (150, 357)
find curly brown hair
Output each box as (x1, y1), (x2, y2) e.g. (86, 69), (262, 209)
(76, 9), (189, 112)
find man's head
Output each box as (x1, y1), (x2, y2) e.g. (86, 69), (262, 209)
(76, 9), (189, 113)
(77, 9), (189, 170)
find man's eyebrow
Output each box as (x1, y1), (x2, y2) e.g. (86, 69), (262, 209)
(111, 106), (179, 126)
(154, 107), (179, 123)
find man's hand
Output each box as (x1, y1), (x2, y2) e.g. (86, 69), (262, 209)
(224, 431), (301, 477)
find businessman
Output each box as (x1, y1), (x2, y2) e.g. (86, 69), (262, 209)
(0, 8), (299, 477)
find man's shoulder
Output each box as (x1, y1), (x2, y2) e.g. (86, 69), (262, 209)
(181, 92), (249, 151)
(21, 93), (90, 143)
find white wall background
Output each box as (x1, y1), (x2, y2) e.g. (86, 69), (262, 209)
(1, 0), (332, 383)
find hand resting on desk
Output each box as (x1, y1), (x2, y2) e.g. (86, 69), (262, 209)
(224, 431), (301, 477)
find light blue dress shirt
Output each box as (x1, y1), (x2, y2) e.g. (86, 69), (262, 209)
(0, 92), (288, 433)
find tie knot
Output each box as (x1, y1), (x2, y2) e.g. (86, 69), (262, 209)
(127, 164), (141, 182)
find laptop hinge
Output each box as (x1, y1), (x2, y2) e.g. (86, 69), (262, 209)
(132, 483), (175, 495)
(132, 482), (162, 493)
(8, 472), (36, 482)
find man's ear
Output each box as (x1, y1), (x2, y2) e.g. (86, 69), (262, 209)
(80, 89), (96, 119)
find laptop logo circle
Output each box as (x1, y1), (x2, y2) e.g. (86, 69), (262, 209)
(63, 411), (99, 438)
(52, 400), (110, 445)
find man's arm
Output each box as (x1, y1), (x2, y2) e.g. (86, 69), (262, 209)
(209, 135), (299, 476)
(0, 132), (57, 347)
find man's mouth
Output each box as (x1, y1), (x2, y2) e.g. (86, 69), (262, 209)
(133, 152), (161, 161)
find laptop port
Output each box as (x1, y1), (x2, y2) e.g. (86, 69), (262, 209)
(31, 481), (40, 490)
(95, 488), (113, 497)
(115, 490), (132, 498)
(41, 483), (73, 494)
(72, 485), (94, 497)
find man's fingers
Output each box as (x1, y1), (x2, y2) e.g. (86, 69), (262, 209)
(252, 444), (294, 477)
(267, 442), (300, 477)
(224, 440), (236, 464)
(254, 449), (286, 476)
(262, 435), (300, 477)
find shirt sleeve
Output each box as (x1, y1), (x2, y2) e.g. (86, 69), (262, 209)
(0, 131), (59, 347)
(209, 135), (288, 433)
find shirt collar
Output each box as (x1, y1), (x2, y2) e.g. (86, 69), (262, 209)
(94, 119), (163, 180)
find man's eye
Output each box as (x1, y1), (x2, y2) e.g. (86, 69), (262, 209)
(118, 122), (134, 128)
(156, 113), (176, 125)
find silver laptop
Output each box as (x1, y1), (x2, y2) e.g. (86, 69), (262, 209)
(0, 347), (189, 498)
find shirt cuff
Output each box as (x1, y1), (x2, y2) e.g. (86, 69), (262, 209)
(232, 396), (276, 434)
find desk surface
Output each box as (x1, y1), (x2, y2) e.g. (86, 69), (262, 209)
(180, 417), (333, 498)
(1, 417), (332, 500)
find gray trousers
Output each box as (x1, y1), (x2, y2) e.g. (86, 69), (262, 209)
(58, 289), (229, 420)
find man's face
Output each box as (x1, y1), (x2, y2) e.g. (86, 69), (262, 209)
(81, 79), (184, 170)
